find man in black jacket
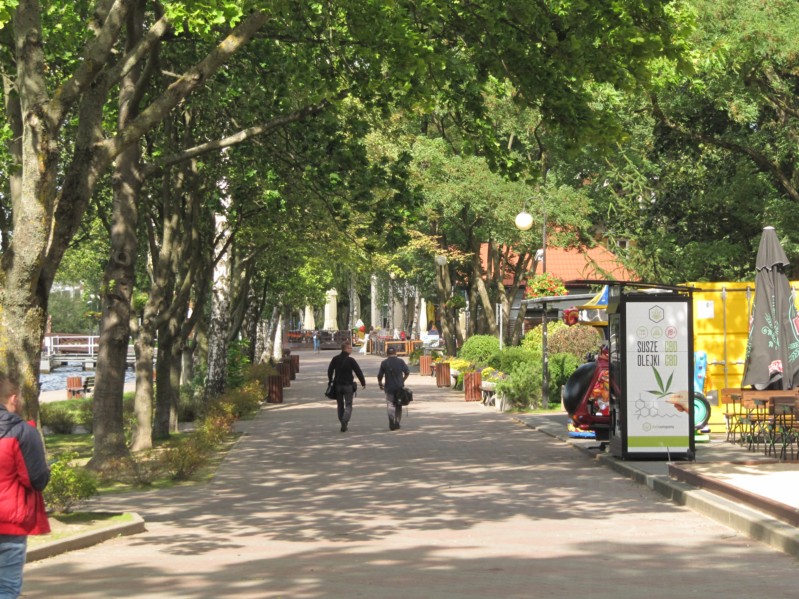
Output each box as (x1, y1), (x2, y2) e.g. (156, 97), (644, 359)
(377, 346), (410, 430)
(327, 342), (366, 432)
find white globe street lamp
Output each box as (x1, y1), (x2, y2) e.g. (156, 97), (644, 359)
(514, 210), (534, 231)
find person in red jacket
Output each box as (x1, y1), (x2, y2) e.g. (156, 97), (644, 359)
(0, 379), (50, 598)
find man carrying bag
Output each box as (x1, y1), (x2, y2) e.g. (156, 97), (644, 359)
(377, 346), (410, 431)
(327, 342), (366, 432)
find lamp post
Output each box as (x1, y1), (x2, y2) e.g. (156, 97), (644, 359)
(516, 198), (549, 406)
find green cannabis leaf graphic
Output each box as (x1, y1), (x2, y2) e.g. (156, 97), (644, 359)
(647, 366), (674, 399)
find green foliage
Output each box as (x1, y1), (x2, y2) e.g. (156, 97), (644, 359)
(226, 339), (252, 390)
(99, 452), (161, 487)
(216, 381), (262, 419)
(47, 291), (97, 334)
(459, 335), (500, 366)
(40, 404), (76, 435)
(179, 365), (209, 422)
(521, 322), (568, 353)
(44, 452), (98, 514)
(496, 361), (542, 410)
(161, 435), (216, 481)
(487, 346), (537, 375)
(161, 402), (237, 480)
(408, 348), (423, 365)
(478, 366), (506, 383)
(548, 325), (604, 360)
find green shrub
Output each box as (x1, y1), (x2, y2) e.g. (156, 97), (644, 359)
(44, 452), (98, 514)
(226, 339), (252, 390)
(99, 453), (162, 487)
(217, 381), (262, 419)
(161, 434), (215, 481)
(458, 335), (500, 366)
(40, 404), (76, 435)
(548, 325), (604, 360)
(520, 321), (568, 352)
(487, 346), (537, 374)
(496, 360), (543, 410)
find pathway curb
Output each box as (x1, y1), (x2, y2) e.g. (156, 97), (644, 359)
(26, 512), (145, 563)
(514, 415), (799, 559)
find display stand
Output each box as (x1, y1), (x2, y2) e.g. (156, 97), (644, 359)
(607, 284), (695, 460)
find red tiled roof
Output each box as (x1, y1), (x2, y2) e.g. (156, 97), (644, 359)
(480, 243), (636, 286)
(544, 244), (636, 283)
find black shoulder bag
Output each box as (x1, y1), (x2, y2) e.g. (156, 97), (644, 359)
(388, 362), (413, 406)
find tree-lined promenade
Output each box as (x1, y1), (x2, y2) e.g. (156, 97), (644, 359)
(2, 0), (798, 473)
(22, 353), (799, 598)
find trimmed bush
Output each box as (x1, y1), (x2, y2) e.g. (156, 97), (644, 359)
(458, 335), (500, 366)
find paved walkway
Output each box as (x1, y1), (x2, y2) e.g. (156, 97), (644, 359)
(24, 352), (799, 598)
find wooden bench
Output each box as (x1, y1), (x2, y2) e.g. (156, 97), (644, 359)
(83, 376), (95, 396)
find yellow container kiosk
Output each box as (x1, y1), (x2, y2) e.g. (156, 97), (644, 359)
(688, 281), (799, 431)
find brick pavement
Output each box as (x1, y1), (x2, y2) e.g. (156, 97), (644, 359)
(23, 351), (799, 598)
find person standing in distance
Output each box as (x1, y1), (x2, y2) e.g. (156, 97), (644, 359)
(377, 346), (410, 431)
(312, 328), (321, 353)
(327, 342), (366, 432)
(0, 379), (50, 598)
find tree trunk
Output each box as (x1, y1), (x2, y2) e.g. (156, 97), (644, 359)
(258, 306), (280, 363)
(89, 1), (148, 468)
(436, 262), (457, 356)
(205, 196), (233, 399)
(130, 318), (155, 451)
(154, 324), (176, 437)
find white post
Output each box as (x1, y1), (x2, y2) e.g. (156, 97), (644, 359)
(497, 303), (503, 350)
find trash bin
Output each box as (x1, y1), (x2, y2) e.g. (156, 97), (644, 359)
(419, 355), (432, 377)
(436, 362), (451, 388)
(464, 371), (482, 401)
(267, 375), (283, 403)
(277, 362), (291, 387)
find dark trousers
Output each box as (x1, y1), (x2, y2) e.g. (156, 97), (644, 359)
(336, 384), (354, 424)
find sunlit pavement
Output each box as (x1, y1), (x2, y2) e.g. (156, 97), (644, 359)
(24, 351), (799, 598)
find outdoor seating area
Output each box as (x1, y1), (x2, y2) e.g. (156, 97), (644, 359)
(721, 388), (799, 461)
(369, 337), (423, 357)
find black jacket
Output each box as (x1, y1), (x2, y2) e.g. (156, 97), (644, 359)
(377, 356), (409, 394)
(328, 352), (366, 387)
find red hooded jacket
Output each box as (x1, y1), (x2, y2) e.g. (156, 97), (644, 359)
(0, 406), (50, 535)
